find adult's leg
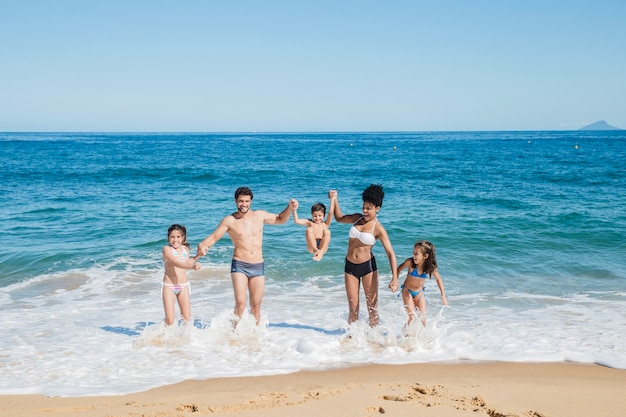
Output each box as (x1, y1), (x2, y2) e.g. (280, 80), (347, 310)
(231, 272), (249, 320)
(344, 272), (361, 323)
(247, 275), (266, 325)
(362, 270), (379, 327)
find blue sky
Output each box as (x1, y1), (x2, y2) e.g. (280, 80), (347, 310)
(1, 1), (624, 132)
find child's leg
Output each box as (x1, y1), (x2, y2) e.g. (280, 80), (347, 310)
(177, 285), (191, 322)
(162, 286), (177, 326)
(402, 289), (417, 326)
(312, 228), (331, 261)
(305, 227), (318, 254)
(415, 295), (427, 325)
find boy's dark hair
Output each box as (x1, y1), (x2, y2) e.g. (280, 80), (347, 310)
(362, 183), (384, 207)
(311, 202), (326, 216)
(235, 186), (253, 200)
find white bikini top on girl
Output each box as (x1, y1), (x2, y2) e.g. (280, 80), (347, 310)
(349, 217), (376, 246)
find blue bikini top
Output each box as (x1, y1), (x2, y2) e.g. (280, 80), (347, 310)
(409, 268), (428, 279)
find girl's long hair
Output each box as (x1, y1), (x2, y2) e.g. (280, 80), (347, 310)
(412, 240), (437, 276)
(168, 224), (191, 249)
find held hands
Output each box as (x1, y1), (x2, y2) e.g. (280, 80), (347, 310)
(328, 190), (337, 199)
(188, 256), (202, 270)
(290, 198), (299, 210)
(388, 279), (399, 293)
(197, 244), (208, 257)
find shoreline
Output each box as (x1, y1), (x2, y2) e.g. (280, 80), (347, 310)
(3, 362), (625, 417)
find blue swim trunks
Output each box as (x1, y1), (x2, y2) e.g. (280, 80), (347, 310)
(231, 259), (265, 279)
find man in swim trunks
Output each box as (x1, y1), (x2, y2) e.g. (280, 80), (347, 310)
(197, 187), (293, 326)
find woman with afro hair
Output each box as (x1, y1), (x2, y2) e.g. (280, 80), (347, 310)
(329, 184), (398, 327)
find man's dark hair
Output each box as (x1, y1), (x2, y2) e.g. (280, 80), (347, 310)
(235, 186), (253, 200)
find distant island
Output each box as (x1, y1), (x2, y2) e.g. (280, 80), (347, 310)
(579, 120), (623, 130)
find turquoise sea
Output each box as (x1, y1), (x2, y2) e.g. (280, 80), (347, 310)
(1, 131), (625, 396)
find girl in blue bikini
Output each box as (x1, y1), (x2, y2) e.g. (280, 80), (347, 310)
(397, 240), (447, 326)
(162, 224), (202, 326)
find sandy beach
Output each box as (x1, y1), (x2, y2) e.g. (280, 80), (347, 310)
(2, 362), (624, 417)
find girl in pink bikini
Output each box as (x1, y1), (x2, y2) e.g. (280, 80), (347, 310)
(162, 224), (201, 326)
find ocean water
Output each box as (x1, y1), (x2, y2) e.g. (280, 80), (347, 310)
(1, 131), (625, 397)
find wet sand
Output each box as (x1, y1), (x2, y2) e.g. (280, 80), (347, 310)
(3, 362), (625, 417)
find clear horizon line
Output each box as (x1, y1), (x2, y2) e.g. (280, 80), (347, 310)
(2, 128), (624, 134)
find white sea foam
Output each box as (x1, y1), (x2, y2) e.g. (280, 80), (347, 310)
(1, 263), (625, 397)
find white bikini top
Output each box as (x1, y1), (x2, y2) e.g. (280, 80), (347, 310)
(349, 217), (376, 246)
